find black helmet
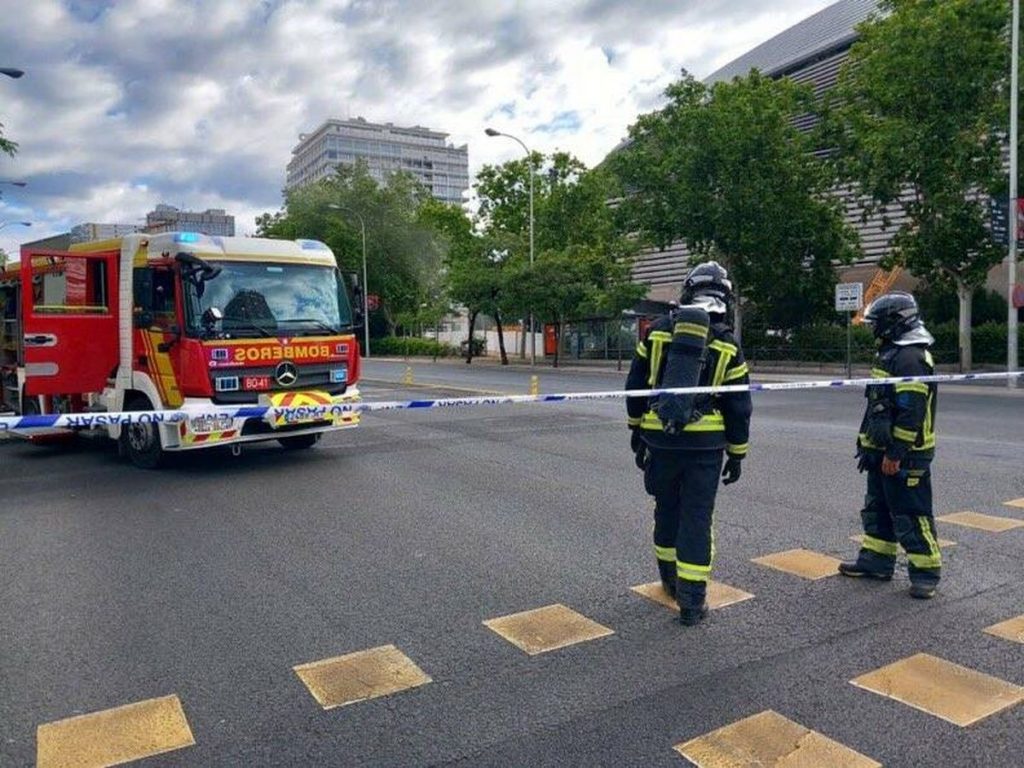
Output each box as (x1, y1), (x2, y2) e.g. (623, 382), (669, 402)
(863, 292), (922, 343)
(681, 261), (733, 312)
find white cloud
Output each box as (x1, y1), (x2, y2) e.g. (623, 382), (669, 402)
(0, 0), (834, 256)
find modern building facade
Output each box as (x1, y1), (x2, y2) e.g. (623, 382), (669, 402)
(69, 222), (141, 243)
(144, 204), (235, 237)
(286, 117), (470, 205)
(630, 0), (888, 303)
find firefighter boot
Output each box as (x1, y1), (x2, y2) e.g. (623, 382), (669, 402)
(909, 583), (937, 600)
(908, 569), (940, 600)
(838, 549), (895, 581)
(676, 579), (708, 627)
(658, 560), (676, 598)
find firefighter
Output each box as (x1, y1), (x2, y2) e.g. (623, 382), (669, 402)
(627, 262), (752, 626)
(839, 292), (941, 599)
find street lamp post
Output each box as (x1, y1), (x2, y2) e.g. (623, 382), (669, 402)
(0, 221), (31, 231)
(327, 204), (370, 358)
(1009, 0), (1020, 387)
(0, 69), (24, 79)
(485, 127), (536, 365)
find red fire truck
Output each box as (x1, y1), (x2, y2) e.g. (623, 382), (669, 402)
(0, 232), (362, 467)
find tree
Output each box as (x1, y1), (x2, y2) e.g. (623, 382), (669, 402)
(613, 70), (859, 334)
(0, 248), (8, 270)
(0, 122), (15, 158)
(417, 198), (510, 364)
(504, 244), (644, 367)
(256, 163), (441, 337)
(825, 0), (1010, 370)
(474, 151), (643, 363)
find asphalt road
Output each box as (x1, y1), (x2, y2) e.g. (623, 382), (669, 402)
(2, 360), (1023, 766)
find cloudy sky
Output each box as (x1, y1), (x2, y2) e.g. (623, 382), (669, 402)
(0, 0), (834, 257)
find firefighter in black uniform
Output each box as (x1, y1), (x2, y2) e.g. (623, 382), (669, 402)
(626, 262), (752, 626)
(839, 292), (941, 599)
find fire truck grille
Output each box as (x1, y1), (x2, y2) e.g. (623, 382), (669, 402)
(210, 364), (347, 404)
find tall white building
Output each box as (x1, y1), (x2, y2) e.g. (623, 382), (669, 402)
(145, 204), (235, 236)
(70, 222), (141, 243)
(286, 117), (470, 205)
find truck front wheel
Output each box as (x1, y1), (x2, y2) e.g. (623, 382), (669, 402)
(121, 395), (166, 469)
(278, 433), (321, 450)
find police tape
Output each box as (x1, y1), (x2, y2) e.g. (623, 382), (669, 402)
(0, 370), (1021, 433)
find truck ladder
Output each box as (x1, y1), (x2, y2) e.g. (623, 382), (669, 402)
(854, 266), (903, 323)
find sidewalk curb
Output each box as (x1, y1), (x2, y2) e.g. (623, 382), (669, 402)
(365, 357), (1024, 396)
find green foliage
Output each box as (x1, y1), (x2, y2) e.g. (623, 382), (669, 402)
(372, 336), (457, 357)
(0, 122), (16, 158)
(503, 244), (645, 325)
(928, 321), (1022, 365)
(474, 151), (643, 331)
(824, 0), (1012, 366)
(915, 283), (1007, 326)
(743, 323), (876, 363)
(613, 70), (858, 328)
(255, 162), (441, 336)
(742, 320), (1019, 365)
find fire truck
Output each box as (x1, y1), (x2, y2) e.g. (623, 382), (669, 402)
(0, 232), (362, 467)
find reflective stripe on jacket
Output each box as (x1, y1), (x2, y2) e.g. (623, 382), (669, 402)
(626, 314), (751, 454)
(858, 345), (937, 456)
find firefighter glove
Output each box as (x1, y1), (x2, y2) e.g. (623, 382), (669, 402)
(634, 445), (648, 471)
(885, 440), (909, 464)
(630, 428), (642, 455)
(721, 456), (742, 485)
(630, 428), (647, 471)
(857, 451), (871, 474)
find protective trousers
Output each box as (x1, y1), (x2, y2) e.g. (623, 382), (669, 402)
(645, 448), (724, 609)
(857, 456), (941, 587)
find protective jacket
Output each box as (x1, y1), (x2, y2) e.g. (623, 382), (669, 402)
(626, 314), (751, 457)
(858, 343), (937, 460)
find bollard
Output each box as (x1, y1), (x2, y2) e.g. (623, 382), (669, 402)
(403, 366), (414, 386)
(529, 375), (539, 396)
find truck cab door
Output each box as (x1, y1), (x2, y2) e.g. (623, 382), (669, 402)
(21, 249), (120, 397)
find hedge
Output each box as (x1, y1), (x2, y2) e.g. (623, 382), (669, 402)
(373, 336), (458, 357)
(743, 322), (1022, 365)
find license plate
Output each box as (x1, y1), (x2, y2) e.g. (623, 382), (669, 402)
(243, 376), (271, 391)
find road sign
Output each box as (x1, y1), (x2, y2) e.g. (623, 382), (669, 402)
(990, 198), (1024, 247)
(1013, 284), (1024, 310)
(366, 294), (380, 312)
(835, 282), (863, 312)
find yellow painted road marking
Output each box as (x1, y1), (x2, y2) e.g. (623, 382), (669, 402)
(631, 581), (754, 611)
(751, 549), (842, 580)
(37, 694), (194, 768)
(1003, 498), (1024, 510)
(293, 644), (431, 710)
(937, 511), (1024, 533)
(850, 652), (1024, 727)
(483, 603), (614, 656)
(984, 615), (1024, 645)
(850, 533), (956, 548)
(674, 709), (880, 767)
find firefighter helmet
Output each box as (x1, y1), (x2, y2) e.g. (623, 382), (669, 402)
(863, 292), (922, 343)
(680, 261), (732, 314)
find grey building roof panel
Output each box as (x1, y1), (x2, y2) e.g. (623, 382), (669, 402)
(703, 0), (880, 85)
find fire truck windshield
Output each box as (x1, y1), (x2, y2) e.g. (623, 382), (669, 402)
(183, 261), (353, 339)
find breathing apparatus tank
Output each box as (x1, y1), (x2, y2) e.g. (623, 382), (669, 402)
(653, 305), (711, 434)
